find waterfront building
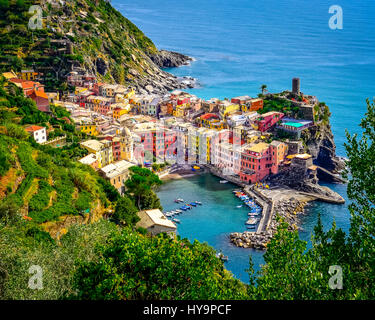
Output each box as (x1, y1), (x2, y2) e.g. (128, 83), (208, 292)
(270, 140), (288, 174)
(136, 209), (177, 236)
(239, 142), (273, 183)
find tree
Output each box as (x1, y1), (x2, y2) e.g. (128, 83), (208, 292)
(70, 231), (247, 300)
(344, 98), (375, 298)
(111, 196), (139, 227)
(125, 166), (162, 210)
(260, 84), (268, 95)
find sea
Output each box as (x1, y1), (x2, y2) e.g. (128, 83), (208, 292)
(112, 0), (375, 282)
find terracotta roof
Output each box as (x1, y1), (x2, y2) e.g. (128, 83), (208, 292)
(33, 90), (48, 99)
(25, 125), (44, 132)
(200, 113), (219, 120)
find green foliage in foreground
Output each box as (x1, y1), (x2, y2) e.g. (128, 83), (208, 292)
(70, 230), (246, 300)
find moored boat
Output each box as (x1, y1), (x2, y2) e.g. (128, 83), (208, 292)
(245, 218), (258, 225)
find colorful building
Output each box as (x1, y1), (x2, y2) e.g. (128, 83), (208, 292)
(239, 142), (273, 183)
(80, 139), (113, 168)
(100, 160), (134, 195)
(255, 111), (284, 132)
(17, 69), (38, 81)
(79, 123), (98, 136)
(25, 125), (47, 144)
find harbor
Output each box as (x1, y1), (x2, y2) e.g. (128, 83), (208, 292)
(157, 171), (349, 282)
(156, 172), (266, 282)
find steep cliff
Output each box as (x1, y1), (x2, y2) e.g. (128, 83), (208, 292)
(0, 0), (192, 93)
(301, 102), (346, 178)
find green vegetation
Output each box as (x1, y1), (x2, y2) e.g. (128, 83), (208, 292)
(259, 96), (300, 117)
(0, 0), (160, 90)
(125, 166), (163, 211)
(70, 230), (247, 300)
(111, 195), (139, 227)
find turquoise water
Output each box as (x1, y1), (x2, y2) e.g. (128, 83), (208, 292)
(112, 0), (374, 280)
(156, 173), (265, 283)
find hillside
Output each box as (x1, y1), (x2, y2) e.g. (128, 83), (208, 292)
(0, 80), (116, 233)
(0, 0), (191, 93)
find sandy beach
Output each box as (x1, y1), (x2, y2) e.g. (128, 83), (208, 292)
(159, 168), (207, 181)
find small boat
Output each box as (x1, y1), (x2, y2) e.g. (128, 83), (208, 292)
(248, 212), (260, 216)
(175, 209), (182, 214)
(180, 206), (188, 211)
(189, 202), (197, 207)
(245, 218), (258, 225)
(247, 225), (256, 230)
(236, 205), (242, 208)
(165, 212), (174, 217)
(195, 201), (202, 205)
(220, 180), (228, 184)
(172, 218), (181, 224)
(175, 198), (184, 203)
(216, 252), (229, 262)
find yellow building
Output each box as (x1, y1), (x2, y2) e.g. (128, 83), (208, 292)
(113, 106), (130, 120)
(17, 69), (38, 81)
(80, 139), (113, 169)
(75, 86), (88, 95)
(79, 124), (98, 136)
(119, 127), (134, 162)
(174, 104), (190, 118)
(219, 103), (240, 118)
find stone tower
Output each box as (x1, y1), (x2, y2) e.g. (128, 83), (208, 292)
(292, 77), (300, 95)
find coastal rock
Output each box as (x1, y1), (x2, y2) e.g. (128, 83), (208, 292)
(149, 50), (193, 68)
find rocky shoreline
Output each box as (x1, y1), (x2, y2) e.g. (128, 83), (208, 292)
(230, 193), (311, 250)
(150, 50), (194, 68)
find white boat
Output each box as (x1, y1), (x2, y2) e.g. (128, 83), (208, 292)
(245, 218), (258, 225)
(216, 252), (229, 262)
(220, 180), (228, 183)
(175, 209), (182, 213)
(172, 218), (181, 223)
(236, 205), (242, 208)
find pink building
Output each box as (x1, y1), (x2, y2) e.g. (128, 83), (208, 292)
(239, 142), (273, 183)
(255, 112), (284, 132)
